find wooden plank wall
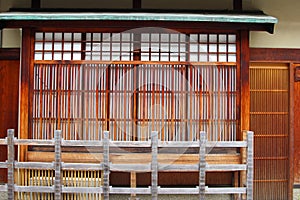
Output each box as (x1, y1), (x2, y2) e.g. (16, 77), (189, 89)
(0, 48), (20, 183)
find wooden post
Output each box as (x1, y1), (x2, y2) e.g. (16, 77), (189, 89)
(246, 131), (254, 200)
(151, 131), (158, 200)
(103, 131), (110, 200)
(54, 130), (62, 200)
(7, 129), (15, 200)
(199, 131), (206, 200)
(241, 130), (247, 200)
(130, 172), (137, 200)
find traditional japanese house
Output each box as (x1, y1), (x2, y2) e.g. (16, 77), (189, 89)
(0, 0), (297, 199)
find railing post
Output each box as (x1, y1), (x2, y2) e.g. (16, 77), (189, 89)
(241, 130), (247, 200)
(151, 131), (158, 200)
(7, 129), (15, 200)
(199, 131), (206, 200)
(54, 130), (62, 200)
(103, 131), (110, 200)
(246, 131), (254, 200)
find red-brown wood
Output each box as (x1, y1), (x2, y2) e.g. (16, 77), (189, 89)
(289, 63), (295, 200)
(19, 29), (34, 161)
(294, 64), (300, 186)
(0, 48), (20, 60)
(251, 48), (300, 193)
(0, 57), (20, 183)
(250, 48), (300, 62)
(240, 31), (250, 137)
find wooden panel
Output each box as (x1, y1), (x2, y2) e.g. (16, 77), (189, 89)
(250, 63), (289, 200)
(0, 59), (20, 183)
(294, 64), (300, 184)
(250, 48), (300, 62)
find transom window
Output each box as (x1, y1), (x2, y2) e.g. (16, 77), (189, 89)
(33, 30), (238, 141)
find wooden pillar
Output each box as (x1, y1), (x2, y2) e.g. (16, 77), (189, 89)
(20, 28), (34, 162)
(240, 31), (250, 136)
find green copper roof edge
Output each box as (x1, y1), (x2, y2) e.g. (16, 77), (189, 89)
(0, 12), (278, 24)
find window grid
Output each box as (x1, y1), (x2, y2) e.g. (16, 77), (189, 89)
(34, 32), (237, 63)
(33, 31), (238, 141)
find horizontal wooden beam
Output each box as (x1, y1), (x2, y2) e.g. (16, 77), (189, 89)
(0, 48), (20, 60)
(27, 151), (241, 165)
(250, 48), (300, 62)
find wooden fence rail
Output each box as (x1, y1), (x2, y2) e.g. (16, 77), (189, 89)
(0, 129), (254, 200)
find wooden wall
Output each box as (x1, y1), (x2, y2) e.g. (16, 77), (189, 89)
(0, 48), (20, 183)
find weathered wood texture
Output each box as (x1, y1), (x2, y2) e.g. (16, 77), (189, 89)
(0, 51), (20, 183)
(0, 130), (254, 199)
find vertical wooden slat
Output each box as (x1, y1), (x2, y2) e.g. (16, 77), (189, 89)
(7, 129), (15, 200)
(247, 131), (254, 200)
(54, 130), (62, 200)
(151, 131), (158, 200)
(130, 172), (137, 200)
(199, 131), (206, 200)
(103, 131), (110, 200)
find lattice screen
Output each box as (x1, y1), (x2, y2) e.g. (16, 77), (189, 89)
(33, 31), (238, 141)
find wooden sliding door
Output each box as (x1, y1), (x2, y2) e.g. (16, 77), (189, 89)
(250, 63), (290, 199)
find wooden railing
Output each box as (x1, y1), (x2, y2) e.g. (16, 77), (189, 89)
(0, 129), (254, 200)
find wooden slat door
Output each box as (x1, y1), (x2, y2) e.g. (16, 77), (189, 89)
(250, 63), (290, 199)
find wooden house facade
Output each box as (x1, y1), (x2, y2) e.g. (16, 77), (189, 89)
(0, 0), (298, 199)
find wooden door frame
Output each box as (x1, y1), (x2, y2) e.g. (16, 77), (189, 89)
(250, 47), (300, 200)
